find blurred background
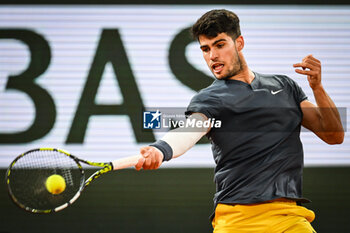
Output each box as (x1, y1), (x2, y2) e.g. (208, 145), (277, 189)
(0, 1), (349, 232)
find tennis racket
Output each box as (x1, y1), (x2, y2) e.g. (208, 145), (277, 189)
(5, 148), (141, 214)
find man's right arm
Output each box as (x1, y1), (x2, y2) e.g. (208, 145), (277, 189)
(135, 113), (210, 170)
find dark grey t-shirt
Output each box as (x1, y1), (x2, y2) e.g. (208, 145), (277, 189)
(186, 72), (310, 206)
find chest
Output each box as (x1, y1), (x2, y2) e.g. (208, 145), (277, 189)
(222, 80), (298, 108)
(217, 82), (302, 132)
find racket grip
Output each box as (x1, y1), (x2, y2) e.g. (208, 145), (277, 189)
(111, 155), (142, 170)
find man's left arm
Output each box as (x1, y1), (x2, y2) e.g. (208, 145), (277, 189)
(293, 54), (344, 144)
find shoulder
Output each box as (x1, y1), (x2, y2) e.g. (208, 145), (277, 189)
(191, 80), (224, 102)
(256, 72), (292, 84)
(186, 80), (224, 118)
(255, 72), (300, 89)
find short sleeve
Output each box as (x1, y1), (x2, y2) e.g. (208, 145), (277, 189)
(287, 76), (308, 104)
(185, 91), (221, 119)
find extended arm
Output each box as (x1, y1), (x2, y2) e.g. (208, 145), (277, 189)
(293, 55), (344, 144)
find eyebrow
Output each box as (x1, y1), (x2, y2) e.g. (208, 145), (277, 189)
(200, 38), (227, 49)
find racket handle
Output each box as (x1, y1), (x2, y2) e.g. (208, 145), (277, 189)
(111, 155), (142, 170)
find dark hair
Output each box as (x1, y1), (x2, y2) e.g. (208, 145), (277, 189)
(191, 9), (241, 41)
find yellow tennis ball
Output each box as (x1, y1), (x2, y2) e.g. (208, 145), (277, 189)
(45, 174), (66, 195)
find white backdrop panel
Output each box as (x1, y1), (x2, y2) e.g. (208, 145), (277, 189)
(0, 6), (349, 167)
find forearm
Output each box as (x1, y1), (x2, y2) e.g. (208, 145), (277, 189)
(161, 128), (207, 159)
(148, 113), (209, 163)
(136, 113), (209, 170)
(294, 55), (344, 142)
(312, 85), (343, 133)
(157, 113), (209, 159)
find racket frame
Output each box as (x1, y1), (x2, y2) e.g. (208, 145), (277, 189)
(6, 148), (113, 214)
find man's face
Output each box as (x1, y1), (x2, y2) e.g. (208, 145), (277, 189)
(199, 33), (242, 80)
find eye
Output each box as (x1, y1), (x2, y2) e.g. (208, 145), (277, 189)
(217, 43), (225, 48)
(201, 47), (209, 53)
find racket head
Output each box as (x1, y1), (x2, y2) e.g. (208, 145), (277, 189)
(6, 148), (85, 213)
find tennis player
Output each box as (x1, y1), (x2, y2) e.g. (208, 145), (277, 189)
(136, 9), (344, 232)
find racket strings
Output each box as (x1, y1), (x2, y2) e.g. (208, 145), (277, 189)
(7, 149), (84, 212)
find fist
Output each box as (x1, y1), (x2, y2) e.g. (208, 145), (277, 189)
(135, 146), (164, 170)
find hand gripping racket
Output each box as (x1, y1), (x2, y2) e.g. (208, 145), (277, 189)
(5, 148), (141, 213)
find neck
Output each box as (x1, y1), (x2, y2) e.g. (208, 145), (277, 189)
(227, 53), (255, 84)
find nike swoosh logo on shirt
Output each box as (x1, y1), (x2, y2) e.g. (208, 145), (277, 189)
(271, 89), (283, 95)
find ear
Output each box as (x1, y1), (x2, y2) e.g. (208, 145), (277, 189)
(235, 35), (244, 51)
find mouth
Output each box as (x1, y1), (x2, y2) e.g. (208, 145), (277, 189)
(211, 63), (224, 74)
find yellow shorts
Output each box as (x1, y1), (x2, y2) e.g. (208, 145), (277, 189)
(212, 200), (316, 233)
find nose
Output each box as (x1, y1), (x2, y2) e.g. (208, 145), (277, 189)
(209, 49), (218, 61)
